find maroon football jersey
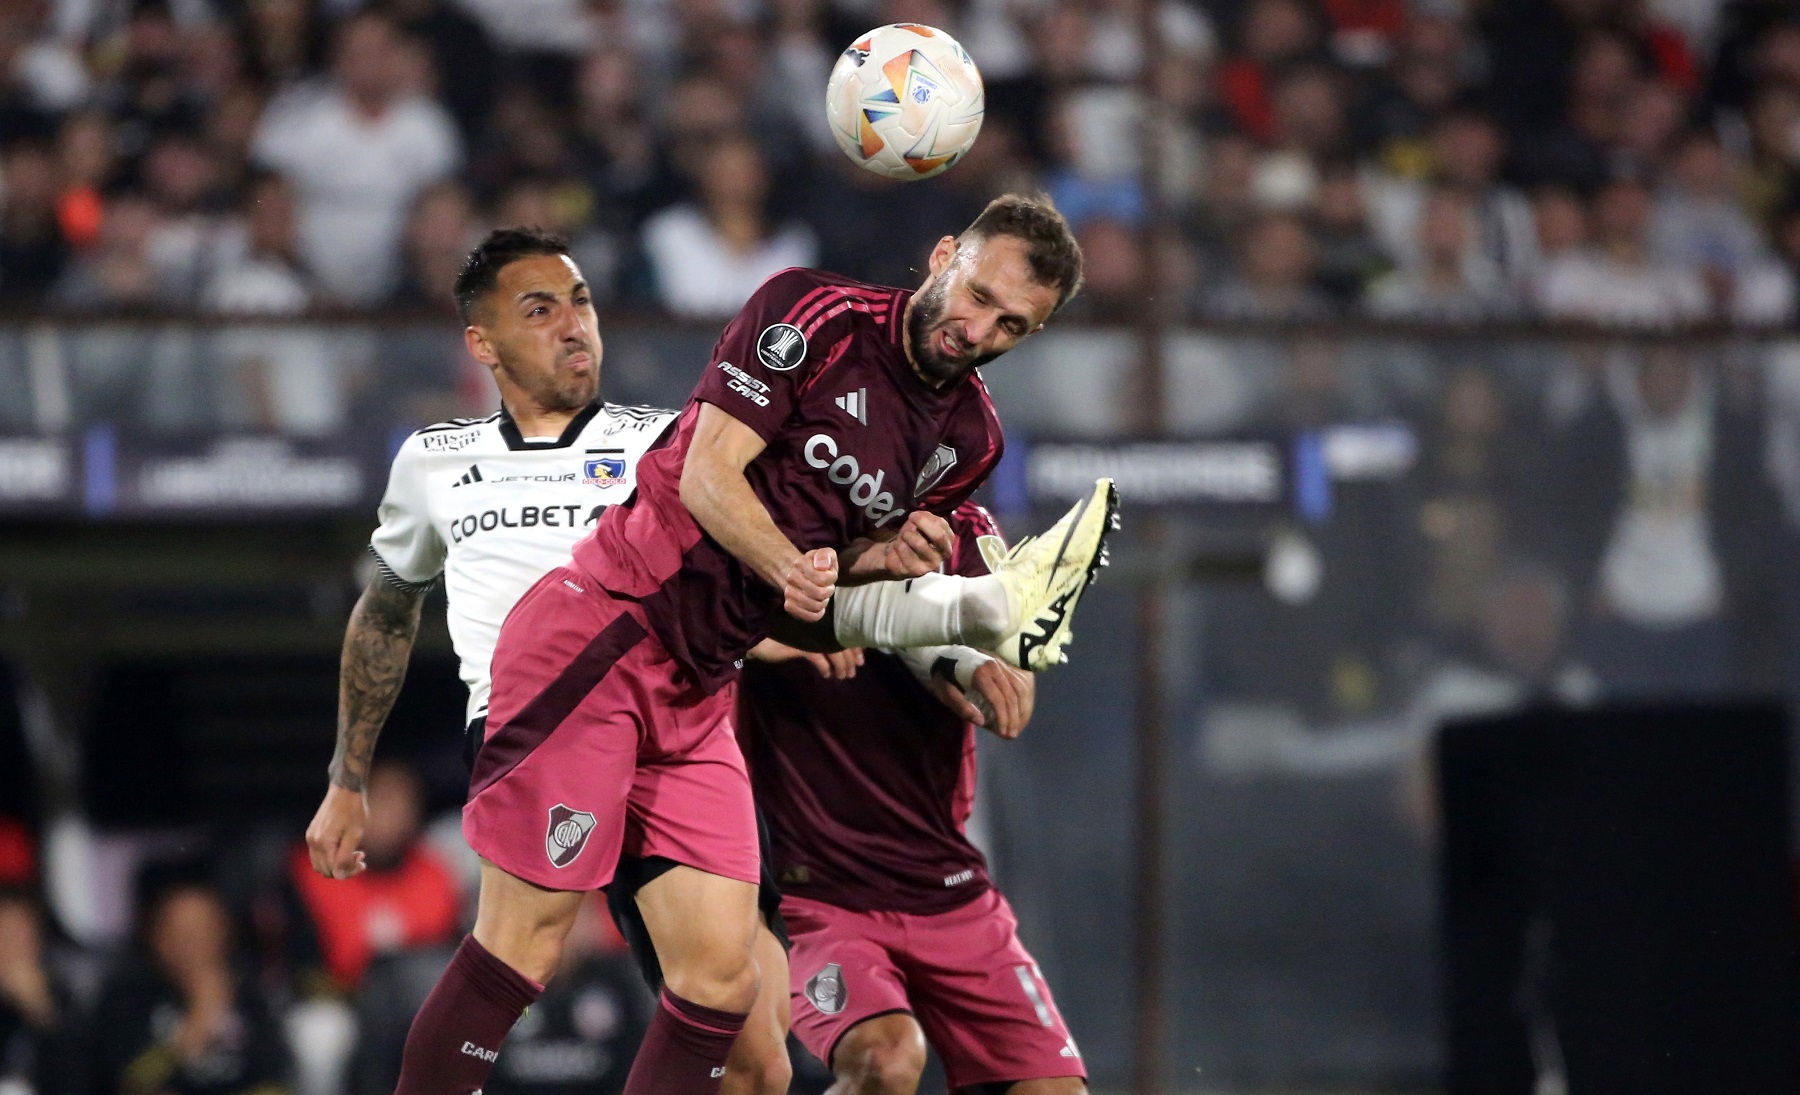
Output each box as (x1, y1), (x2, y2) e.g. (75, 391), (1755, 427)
(739, 501), (1003, 916)
(570, 268), (1004, 692)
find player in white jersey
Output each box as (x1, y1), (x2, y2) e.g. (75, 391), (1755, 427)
(367, 400), (673, 735)
(304, 227), (672, 876)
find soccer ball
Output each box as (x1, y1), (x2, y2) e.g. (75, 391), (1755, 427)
(825, 24), (984, 181)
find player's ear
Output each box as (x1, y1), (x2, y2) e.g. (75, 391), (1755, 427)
(464, 325), (499, 369)
(926, 236), (958, 277)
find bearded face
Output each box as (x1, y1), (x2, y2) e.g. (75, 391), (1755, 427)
(906, 264), (1007, 385)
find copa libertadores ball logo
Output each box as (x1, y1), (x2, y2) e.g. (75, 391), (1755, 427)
(805, 962), (848, 1014)
(756, 323), (808, 372)
(545, 803), (598, 868)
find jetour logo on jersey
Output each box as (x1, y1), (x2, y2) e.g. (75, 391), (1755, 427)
(803, 433), (906, 527)
(545, 804), (598, 868)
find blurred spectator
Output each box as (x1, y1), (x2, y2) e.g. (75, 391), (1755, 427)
(204, 172), (341, 435)
(484, 896), (652, 1095)
(1411, 366), (1526, 644)
(386, 181), (476, 311)
(492, 178), (618, 307)
(651, 72), (748, 198)
(764, 0), (835, 155)
(1651, 129), (1767, 284)
(0, 822), (80, 1095)
(1514, 30), (1642, 193)
(102, 3), (207, 159)
(1310, 158), (1388, 305)
(1552, 348), (1786, 696)
(1043, 87), (1147, 230)
(49, 190), (163, 309)
(1204, 210), (1332, 319)
(1420, 110), (1538, 287)
(1269, 63), (1351, 162)
(1741, 82), (1800, 229)
(1218, 0), (1325, 144)
(89, 862), (292, 1095)
(237, 0), (329, 89)
(0, 139), (70, 306)
(1613, 78), (1686, 175)
(251, 10), (462, 304)
(1359, 12), (1475, 168)
(1367, 185), (1514, 321)
(466, 84), (575, 201)
(641, 132), (817, 319)
(567, 47), (658, 232)
(0, 2), (85, 139)
(55, 112), (116, 252)
(285, 761), (460, 997)
(203, 84), (267, 199)
(284, 762), (459, 1095)
(0, 889), (80, 1095)
(386, 0), (502, 141)
(1086, 0), (1214, 82)
(139, 131), (232, 304)
(203, 172), (314, 314)
(1531, 184), (1590, 264)
(1184, 131), (1259, 282)
(1065, 218), (1141, 322)
(1536, 174), (1709, 323)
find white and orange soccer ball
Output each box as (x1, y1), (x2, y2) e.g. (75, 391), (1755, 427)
(825, 23), (984, 181)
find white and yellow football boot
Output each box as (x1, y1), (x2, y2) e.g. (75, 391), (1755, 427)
(984, 477), (1119, 671)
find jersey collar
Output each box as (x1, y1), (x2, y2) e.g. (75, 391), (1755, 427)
(497, 402), (603, 451)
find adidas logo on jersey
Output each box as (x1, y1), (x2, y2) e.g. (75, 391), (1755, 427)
(453, 465), (484, 487)
(834, 388), (868, 425)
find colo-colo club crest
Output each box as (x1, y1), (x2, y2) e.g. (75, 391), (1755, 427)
(583, 448), (627, 487)
(545, 804), (598, 868)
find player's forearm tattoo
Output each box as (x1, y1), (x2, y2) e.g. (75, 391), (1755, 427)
(329, 577), (426, 792)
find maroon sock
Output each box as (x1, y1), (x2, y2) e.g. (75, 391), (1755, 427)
(395, 935), (543, 1095)
(621, 988), (748, 1095)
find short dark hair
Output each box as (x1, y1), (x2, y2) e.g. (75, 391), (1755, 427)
(959, 194), (1085, 311)
(454, 227), (571, 324)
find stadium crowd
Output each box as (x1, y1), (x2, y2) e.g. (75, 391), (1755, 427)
(5, 2), (1800, 1094)
(0, 0), (1797, 323)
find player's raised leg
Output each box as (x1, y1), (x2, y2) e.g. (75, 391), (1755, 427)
(722, 922), (794, 1095)
(395, 861), (581, 1095)
(807, 478), (1121, 671)
(627, 864), (762, 1094)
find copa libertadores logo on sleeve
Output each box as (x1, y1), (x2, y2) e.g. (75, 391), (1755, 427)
(757, 323), (808, 371)
(545, 804), (598, 868)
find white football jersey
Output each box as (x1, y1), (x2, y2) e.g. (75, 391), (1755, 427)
(369, 402), (677, 723)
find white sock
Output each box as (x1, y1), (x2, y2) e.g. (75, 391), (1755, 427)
(832, 573), (1016, 650)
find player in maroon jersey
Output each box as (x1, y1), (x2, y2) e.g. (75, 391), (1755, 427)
(392, 195), (1111, 1095)
(749, 501), (1086, 1095)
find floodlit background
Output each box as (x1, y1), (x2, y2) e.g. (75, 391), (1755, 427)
(1, 0), (1799, 1093)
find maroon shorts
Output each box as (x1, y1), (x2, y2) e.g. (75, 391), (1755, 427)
(463, 565), (759, 892)
(783, 889), (1086, 1090)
